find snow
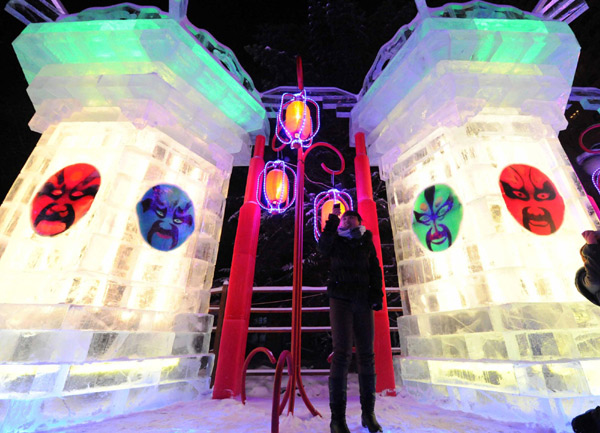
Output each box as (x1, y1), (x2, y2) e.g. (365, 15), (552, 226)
(39, 375), (557, 433)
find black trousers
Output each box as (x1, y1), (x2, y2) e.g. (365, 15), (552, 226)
(329, 297), (375, 379)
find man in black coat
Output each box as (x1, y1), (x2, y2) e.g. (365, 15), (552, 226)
(572, 230), (600, 433)
(318, 208), (383, 433)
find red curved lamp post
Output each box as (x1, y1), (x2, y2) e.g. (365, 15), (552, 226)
(240, 58), (348, 432)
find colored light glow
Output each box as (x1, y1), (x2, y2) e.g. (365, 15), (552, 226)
(285, 101), (313, 141)
(257, 160), (296, 214)
(70, 357), (179, 375)
(0, 364), (61, 377)
(276, 89), (320, 148)
(0, 121), (227, 314)
(473, 18), (548, 34)
(313, 189), (353, 241)
(13, 19), (266, 133)
(265, 169), (289, 205)
(321, 200), (346, 229)
(593, 168), (600, 195)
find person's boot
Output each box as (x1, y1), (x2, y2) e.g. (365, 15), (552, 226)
(358, 374), (383, 432)
(572, 406), (600, 432)
(329, 376), (350, 433)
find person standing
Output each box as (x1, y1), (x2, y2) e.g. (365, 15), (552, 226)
(318, 207), (384, 433)
(572, 230), (600, 432)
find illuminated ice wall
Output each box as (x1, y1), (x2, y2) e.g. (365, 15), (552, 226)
(0, 6), (266, 432)
(352, 2), (599, 430)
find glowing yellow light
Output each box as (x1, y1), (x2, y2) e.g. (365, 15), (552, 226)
(265, 169), (289, 205)
(320, 199), (346, 231)
(285, 101), (312, 140)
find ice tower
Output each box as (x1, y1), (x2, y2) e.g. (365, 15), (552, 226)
(352, 1), (600, 430)
(1, 4), (266, 432)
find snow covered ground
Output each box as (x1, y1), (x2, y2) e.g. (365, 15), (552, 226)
(39, 375), (562, 433)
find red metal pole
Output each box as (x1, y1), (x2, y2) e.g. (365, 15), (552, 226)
(212, 135), (265, 399)
(354, 132), (396, 395)
(288, 146), (304, 414)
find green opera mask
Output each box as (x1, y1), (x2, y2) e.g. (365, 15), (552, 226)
(412, 184), (463, 252)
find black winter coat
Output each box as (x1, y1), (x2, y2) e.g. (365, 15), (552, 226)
(317, 214), (383, 305)
(576, 243), (600, 306)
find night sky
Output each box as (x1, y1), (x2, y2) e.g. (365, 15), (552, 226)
(1, 0), (599, 202)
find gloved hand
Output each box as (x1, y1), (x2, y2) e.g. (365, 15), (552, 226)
(371, 301), (383, 311)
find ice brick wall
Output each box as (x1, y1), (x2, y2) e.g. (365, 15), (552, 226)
(1, 10), (266, 433)
(352, 7), (599, 432)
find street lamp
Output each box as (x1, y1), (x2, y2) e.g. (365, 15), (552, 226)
(242, 57), (346, 432)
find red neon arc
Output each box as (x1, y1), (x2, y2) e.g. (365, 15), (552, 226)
(304, 141), (345, 175)
(579, 123), (600, 154)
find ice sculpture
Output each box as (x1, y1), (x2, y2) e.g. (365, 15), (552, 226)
(352, 1), (599, 430)
(0, 4), (266, 432)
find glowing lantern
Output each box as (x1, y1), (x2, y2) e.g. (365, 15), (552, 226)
(265, 168), (289, 205)
(313, 189), (353, 240)
(320, 199), (346, 230)
(276, 89), (320, 148)
(257, 160), (296, 214)
(285, 101), (312, 140)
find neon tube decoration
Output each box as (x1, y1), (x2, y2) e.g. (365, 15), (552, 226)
(243, 57), (345, 433)
(313, 188), (353, 241)
(257, 160), (296, 214)
(275, 89), (320, 149)
(579, 123), (600, 154)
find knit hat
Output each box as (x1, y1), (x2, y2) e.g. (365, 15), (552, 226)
(342, 210), (362, 223)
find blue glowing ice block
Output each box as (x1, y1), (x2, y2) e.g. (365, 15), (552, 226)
(352, 2), (598, 431)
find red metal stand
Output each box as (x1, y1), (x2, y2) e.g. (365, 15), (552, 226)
(239, 139), (344, 432)
(354, 131), (397, 395)
(212, 135), (265, 399)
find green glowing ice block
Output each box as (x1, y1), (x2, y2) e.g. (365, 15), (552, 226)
(12, 18), (266, 138)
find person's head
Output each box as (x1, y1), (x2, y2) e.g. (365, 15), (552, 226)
(340, 210), (362, 229)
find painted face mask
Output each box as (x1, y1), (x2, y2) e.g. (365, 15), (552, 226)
(412, 184), (463, 252)
(31, 163), (101, 236)
(136, 184), (195, 251)
(499, 164), (564, 235)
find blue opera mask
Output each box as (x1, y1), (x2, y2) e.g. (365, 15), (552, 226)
(136, 184), (195, 251)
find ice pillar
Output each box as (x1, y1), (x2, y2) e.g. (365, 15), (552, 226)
(352, 3), (599, 430)
(1, 5), (266, 432)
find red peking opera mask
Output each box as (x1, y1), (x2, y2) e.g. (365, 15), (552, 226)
(499, 164), (564, 235)
(31, 163), (101, 236)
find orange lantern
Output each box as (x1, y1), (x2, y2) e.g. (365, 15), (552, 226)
(258, 160), (296, 214)
(265, 169), (289, 205)
(313, 189), (353, 240)
(320, 199), (346, 231)
(285, 101), (312, 140)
